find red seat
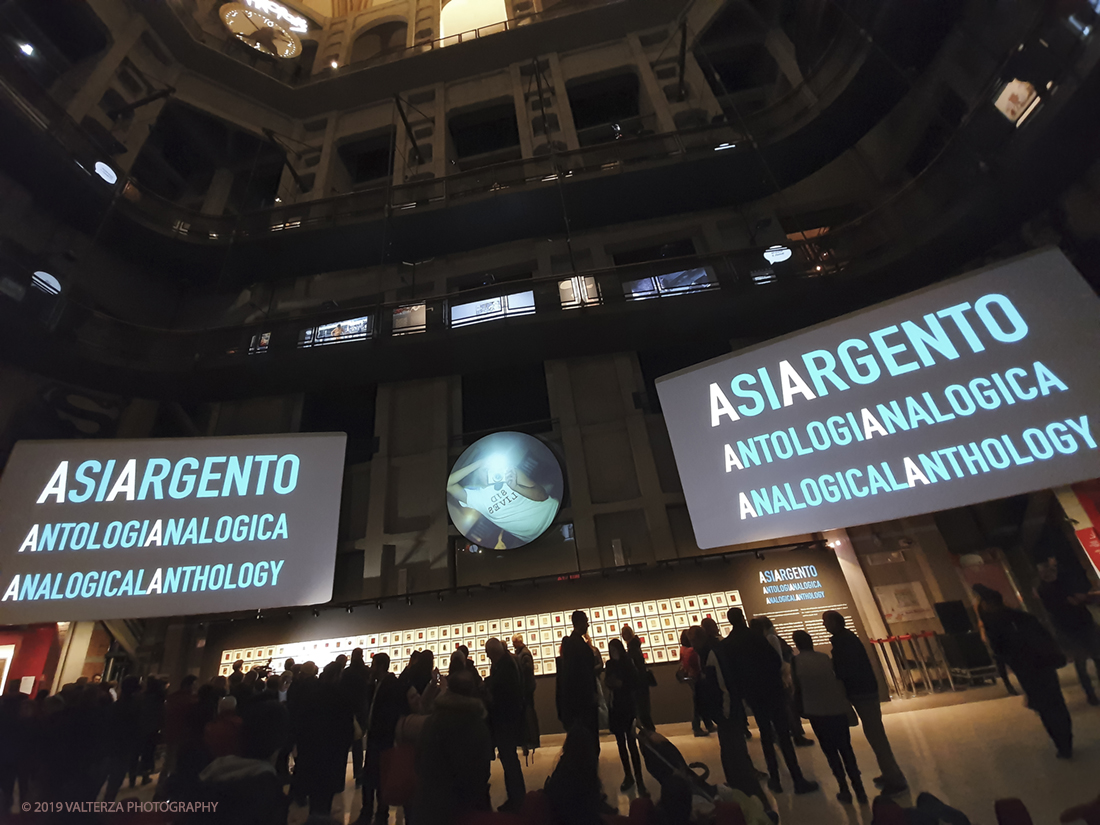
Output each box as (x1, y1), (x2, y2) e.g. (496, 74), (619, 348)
(521, 790), (554, 825)
(995, 799), (1034, 825)
(716, 801), (748, 825)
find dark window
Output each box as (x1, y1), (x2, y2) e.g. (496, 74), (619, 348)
(338, 130), (396, 185)
(568, 73), (641, 131)
(462, 365), (550, 433)
(300, 385), (378, 465)
(638, 342), (730, 413)
(448, 103), (519, 159)
(613, 238), (696, 266)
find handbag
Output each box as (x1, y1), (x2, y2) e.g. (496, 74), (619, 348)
(379, 742), (417, 805)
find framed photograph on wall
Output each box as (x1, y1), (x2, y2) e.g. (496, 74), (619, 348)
(666, 646), (680, 660)
(726, 591), (742, 606)
(654, 649), (667, 662)
(544, 659), (557, 675)
(672, 598), (684, 612)
(427, 627), (438, 641)
(540, 629), (553, 643)
(501, 618), (513, 633)
(647, 617), (662, 632)
(539, 614), (552, 628)
(488, 620), (500, 634)
(674, 614), (689, 628)
(631, 603), (645, 617)
(541, 644), (554, 659)
(712, 593), (727, 608)
(643, 601), (659, 616)
(528, 631), (539, 645)
(533, 661), (543, 675)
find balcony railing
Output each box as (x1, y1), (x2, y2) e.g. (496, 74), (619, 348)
(165, 0), (626, 88)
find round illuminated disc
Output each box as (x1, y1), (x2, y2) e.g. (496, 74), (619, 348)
(220, 3), (302, 59)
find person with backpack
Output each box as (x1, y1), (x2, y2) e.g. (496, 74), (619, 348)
(975, 584), (1073, 758)
(689, 625), (771, 810)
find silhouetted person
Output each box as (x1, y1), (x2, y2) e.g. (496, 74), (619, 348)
(690, 626), (769, 812)
(162, 675), (198, 784)
(823, 610), (908, 793)
(751, 616), (813, 747)
(188, 695), (289, 825)
(557, 611), (600, 746)
(791, 631), (866, 804)
(104, 675), (143, 800)
(621, 625), (656, 731)
(410, 670), (492, 825)
(297, 662), (353, 815)
(511, 634), (540, 754)
(485, 637), (526, 811)
(1037, 557), (1100, 705)
(544, 724), (605, 825)
(605, 639), (648, 796)
(975, 585), (1073, 758)
(342, 648), (371, 786)
(358, 653), (403, 825)
(679, 628), (714, 737)
(724, 608), (818, 795)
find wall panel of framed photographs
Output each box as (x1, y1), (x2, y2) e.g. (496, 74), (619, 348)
(219, 590), (742, 679)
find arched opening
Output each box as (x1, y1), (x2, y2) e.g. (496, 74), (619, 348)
(439, 0), (508, 39)
(349, 20), (408, 65)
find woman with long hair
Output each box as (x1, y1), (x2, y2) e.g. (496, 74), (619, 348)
(605, 639), (648, 795)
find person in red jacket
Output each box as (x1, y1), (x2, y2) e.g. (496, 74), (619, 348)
(679, 628), (715, 737)
(204, 696), (243, 758)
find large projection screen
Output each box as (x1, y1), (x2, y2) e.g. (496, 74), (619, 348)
(0, 432), (346, 623)
(656, 249), (1100, 549)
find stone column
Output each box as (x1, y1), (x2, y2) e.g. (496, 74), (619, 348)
(509, 63), (536, 158)
(546, 53), (580, 151)
(614, 354), (676, 559)
(51, 621), (96, 692)
(546, 360), (600, 569)
(307, 114), (340, 200)
(66, 16), (147, 123)
(627, 34), (676, 134)
(202, 168), (236, 216)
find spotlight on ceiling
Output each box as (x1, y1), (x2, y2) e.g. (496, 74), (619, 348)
(330, 60), (338, 69)
(19, 43), (34, 56)
(31, 271), (61, 295)
(93, 161), (118, 184)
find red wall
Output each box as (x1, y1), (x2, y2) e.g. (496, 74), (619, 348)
(0, 624), (60, 694)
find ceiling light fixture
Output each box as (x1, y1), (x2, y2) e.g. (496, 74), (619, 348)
(19, 43), (34, 56)
(31, 271), (61, 295)
(330, 60), (338, 69)
(763, 245), (792, 264)
(93, 161), (117, 184)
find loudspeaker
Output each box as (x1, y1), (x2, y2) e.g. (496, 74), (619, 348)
(935, 600), (973, 635)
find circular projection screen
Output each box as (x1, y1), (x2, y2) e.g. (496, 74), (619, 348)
(447, 432), (563, 550)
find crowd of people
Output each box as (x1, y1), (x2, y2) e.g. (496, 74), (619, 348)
(0, 570), (1095, 824)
